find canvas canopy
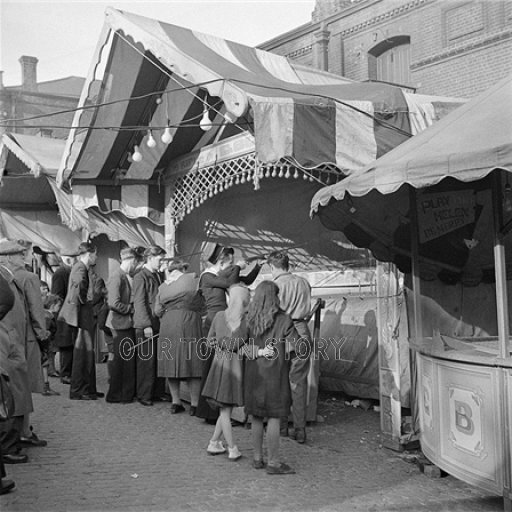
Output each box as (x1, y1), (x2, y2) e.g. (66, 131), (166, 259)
(0, 133), (163, 249)
(311, 75), (512, 282)
(57, 7), (464, 214)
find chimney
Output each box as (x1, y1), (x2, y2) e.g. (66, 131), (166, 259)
(19, 56), (38, 92)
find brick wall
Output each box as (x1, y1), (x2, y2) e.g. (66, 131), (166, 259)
(260, 0), (512, 98)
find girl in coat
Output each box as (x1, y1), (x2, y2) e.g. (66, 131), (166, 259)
(202, 284), (251, 460)
(245, 280), (298, 474)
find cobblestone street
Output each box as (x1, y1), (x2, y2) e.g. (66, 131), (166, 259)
(1, 364), (503, 512)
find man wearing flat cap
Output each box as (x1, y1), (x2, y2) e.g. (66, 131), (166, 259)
(59, 241), (102, 400)
(10, 240), (49, 447)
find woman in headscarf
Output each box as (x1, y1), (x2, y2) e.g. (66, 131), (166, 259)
(244, 280), (298, 474)
(155, 259), (205, 415)
(202, 284), (250, 460)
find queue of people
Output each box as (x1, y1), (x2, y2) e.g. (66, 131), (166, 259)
(0, 236), (314, 490)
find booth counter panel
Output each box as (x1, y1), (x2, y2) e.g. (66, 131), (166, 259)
(418, 354), (504, 496)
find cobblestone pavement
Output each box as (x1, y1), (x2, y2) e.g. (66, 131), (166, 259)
(1, 364), (503, 512)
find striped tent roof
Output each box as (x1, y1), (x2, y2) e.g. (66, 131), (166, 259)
(57, 7), (464, 198)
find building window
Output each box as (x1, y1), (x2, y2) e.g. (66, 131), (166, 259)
(368, 36), (411, 86)
(39, 128), (53, 138)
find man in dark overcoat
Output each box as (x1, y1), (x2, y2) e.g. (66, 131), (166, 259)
(51, 250), (77, 383)
(132, 245), (165, 406)
(59, 242), (101, 400)
(0, 240), (33, 463)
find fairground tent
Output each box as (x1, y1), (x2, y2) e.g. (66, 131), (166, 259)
(56, 8), (465, 402)
(311, 74), (512, 339)
(0, 133), (81, 253)
(0, 133), (163, 250)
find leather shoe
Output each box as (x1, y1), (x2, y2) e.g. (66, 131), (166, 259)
(20, 432), (47, 447)
(0, 479), (15, 494)
(2, 453), (28, 464)
(266, 462), (295, 475)
(95, 392), (105, 398)
(170, 403), (185, 414)
(61, 376), (71, 384)
(189, 406), (197, 416)
(71, 394), (97, 401)
(138, 399), (153, 406)
(289, 428), (306, 444)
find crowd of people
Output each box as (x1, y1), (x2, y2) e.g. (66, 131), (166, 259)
(0, 237), (314, 494)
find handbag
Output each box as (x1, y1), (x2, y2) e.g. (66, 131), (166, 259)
(0, 373), (15, 421)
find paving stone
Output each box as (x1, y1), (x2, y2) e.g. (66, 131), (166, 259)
(0, 365), (504, 511)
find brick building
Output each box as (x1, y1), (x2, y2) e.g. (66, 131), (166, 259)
(259, 0), (512, 98)
(0, 56), (89, 139)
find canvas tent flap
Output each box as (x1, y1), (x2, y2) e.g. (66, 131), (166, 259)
(311, 75), (512, 281)
(48, 179), (163, 247)
(57, 7), (464, 191)
(0, 209), (82, 253)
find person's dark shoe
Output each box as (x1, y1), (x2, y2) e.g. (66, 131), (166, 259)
(280, 426), (288, 437)
(291, 428), (306, 444)
(61, 376), (71, 385)
(77, 394), (97, 401)
(189, 406), (197, 416)
(2, 453), (28, 464)
(20, 431), (47, 447)
(138, 398), (153, 406)
(266, 463), (295, 475)
(252, 459), (266, 469)
(95, 392), (105, 398)
(170, 404), (185, 414)
(42, 382), (60, 396)
(154, 394), (172, 402)
(48, 370), (60, 378)
(0, 478), (15, 494)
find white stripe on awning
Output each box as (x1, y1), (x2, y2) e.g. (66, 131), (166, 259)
(255, 48), (301, 84)
(193, 31), (250, 72)
(335, 101), (377, 172)
(121, 184), (149, 218)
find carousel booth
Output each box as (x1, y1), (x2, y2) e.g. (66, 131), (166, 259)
(57, 8), (464, 417)
(312, 75), (512, 508)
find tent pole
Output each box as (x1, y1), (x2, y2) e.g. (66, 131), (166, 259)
(491, 171), (510, 359)
(491, 172), (512, 509)
(408, 186), (422, 435)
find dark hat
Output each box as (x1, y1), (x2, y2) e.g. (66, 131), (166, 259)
(59, 246), (80, 257)
(202, 242), (224, 264)
(0, 239), (26, 256)
(77, 241), (97, 255)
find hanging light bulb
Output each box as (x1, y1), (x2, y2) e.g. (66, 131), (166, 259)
(200, 104), (212, 132)
(161, 125), (173, 144)
(294, 169), (299, 179)
(146, 130), (157, 148)
(132, 145), (143, 162)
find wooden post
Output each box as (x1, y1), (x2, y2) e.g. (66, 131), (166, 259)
(409, 186), (422, 434)
(376, 261), (402, 450)
(491, 172), (512, 510)
(306, 298), (325, 422)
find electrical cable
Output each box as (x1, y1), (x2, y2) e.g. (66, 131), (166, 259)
(0, 29), (416, 140)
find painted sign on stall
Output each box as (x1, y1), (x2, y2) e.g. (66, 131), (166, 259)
(417, 190), (475, 243)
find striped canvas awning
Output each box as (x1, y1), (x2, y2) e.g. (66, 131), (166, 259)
(0, 133), (163, 248)
(311, 75), (512, 282)
(57, 8), (465, 193)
